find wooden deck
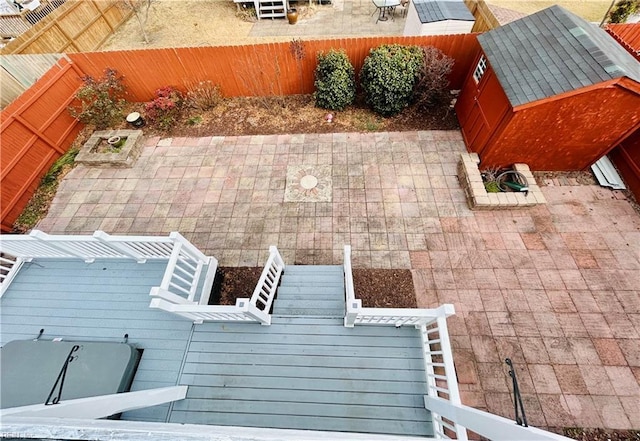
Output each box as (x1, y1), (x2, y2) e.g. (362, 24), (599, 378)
(0, 258), (195, 422)
(171, 265), (433, 437)
(1, 261), (432, 437)
(173, 317), (432, 436)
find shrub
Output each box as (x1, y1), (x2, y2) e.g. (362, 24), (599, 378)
(413, 46), (454, 109)
(68, 68), (127, 130)
(314, 49), (356, 111)
(609, 0), (638, 23)
(144, 86), (184, 131)
(186, 80), (223, 111)
(359, 44), (424, 116)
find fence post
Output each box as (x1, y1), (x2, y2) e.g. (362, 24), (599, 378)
(169, 232), (210, 264)
(344, 298), (361, 327)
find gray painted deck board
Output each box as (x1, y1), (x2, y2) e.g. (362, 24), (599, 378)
(284, 265), (343, 273)
(172, 318), (432, 436)
(0, 258), (194, 423)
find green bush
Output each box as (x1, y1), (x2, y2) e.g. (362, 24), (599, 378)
(609, 0), (638, 23)
(359, 44), (424, 116)
(68, 68), (127, 130)
(314, 49), (356, 111)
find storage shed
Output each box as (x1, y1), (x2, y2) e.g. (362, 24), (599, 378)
(403, 0), (474, 36)
(606, 23), (640, 201)
(455, 5), (640, 170)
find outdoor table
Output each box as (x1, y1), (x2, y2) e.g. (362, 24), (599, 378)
(372, 0), (400, 22)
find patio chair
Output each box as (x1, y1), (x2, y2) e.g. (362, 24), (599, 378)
(397, 0), (409, 17)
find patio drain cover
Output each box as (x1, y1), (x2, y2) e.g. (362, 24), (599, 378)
(285, 165), (332, 202)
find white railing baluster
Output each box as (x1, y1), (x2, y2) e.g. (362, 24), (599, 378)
(248, 246), (285, 325)
(0, 254), (24, 298)
(93, 231), (147, 262)
(29, 230), (95, 262)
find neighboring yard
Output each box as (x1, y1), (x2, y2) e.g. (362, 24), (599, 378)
(490, 0), (610, 22)
(99, 0), (612, 51)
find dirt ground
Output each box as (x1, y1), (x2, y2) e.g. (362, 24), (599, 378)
(100, 0), (281, 50)
(489, 0), (610, 22)
(212, 267), (416, 308)
(99, 0), (612, 52)
(130, 94), (459, 137)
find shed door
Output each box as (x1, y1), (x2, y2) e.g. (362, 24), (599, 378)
(462, 98), (491, 151)
(456, 55), (506, 155)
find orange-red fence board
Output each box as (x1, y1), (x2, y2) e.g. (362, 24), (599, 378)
(1, 58), (82, 232)
(67, 35), (480, 101)
(607, 23), (640, 52)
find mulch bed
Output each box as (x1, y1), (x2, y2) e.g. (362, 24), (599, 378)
(211, 266), (416, 308)
(352, 268), (416, 308)
(563, 428), (640, 441)
(209, 266), (263, 306)
(127, 94), (459, 138)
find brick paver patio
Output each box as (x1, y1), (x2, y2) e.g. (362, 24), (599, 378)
(37, 130), (640, 431)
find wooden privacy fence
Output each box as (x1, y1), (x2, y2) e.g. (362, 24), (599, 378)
(1, 35), (480, 232)
(68, 34), (481, 101)
(606, 23), (640, 59)
(1, 53), (66, 108)
(0, 57), (82, 232)
(464, 0), (500, 32)
(1, 0), (132, 55)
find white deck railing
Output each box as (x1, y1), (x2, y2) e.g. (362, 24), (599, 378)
(343, 245), (573, 440)
(149, 297), (265, 324)
(0, 230), (216, 318)
(248, 246), (285, 326)
(420, 311), (468, 440)
(0, 253), (24, 298)
(151, 245), (285, 325)
(0, 230), (175, 263)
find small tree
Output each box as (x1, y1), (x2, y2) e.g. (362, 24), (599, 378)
(120, 0), (153, 44)
(314, 49), (356, 111)
(144, 86), (184, 131)
(359, 44), (423, 116)
(413, 46), (454, 109)
(609, 0), (638, 23)
(68, 68), (127, 130)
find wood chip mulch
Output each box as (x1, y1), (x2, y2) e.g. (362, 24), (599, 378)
(210, 267), (416, 308)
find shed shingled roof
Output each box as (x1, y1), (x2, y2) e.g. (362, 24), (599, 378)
(414, 0), (474, 24)
(477, 5), (640, 107)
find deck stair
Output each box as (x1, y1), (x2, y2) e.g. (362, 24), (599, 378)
(272, 265), (345, 318)
(257, 0), (286, 19)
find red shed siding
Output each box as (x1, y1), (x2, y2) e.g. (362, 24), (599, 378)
(610, 128), (640, 201)
(479, 82), (640, 170)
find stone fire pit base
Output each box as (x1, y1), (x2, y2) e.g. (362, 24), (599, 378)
(75, 130), (143, 168)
